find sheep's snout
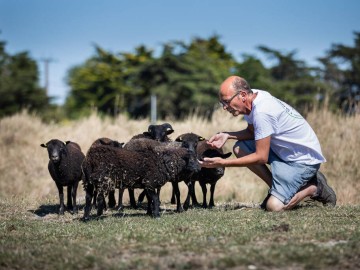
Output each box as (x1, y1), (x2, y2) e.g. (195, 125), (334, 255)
(187, 150), (201, 173)
(50, 154), (60, 162)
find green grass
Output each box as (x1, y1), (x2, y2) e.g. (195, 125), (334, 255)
(0, 197), (359, 269)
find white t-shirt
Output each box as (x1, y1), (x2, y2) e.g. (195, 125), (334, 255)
(243, 89), (326, 165)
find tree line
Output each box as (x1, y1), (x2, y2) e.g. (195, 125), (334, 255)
(1, 32), (359, 121)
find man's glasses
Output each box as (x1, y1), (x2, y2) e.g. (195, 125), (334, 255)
(219, 92), (240, 107)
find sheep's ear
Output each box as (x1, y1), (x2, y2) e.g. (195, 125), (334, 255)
(148, 125), (155, 133)
(175, 136), (182, 142)
(40, 143), (47, 148)
(222, 152), (232, 159)
(113, 141), (125, 148)
(99, 138), (108, 145)
(162, 123), (174, 135)
(198, 136), (205, 141)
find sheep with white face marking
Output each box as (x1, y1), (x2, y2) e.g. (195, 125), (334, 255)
(82, 138), (200, 220)
(40, 139), (85, 214)
(123, 123), (174, 208)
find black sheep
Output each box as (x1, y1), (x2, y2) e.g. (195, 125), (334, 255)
(82, 138), (200, 220)
(174, 133), (232, 210)
(40, 139), (85, 214)
(82, 138), (124, 209)
(172, 133), (205, 211)
(191, 140), (232, 208)
(124, 123), (174, 208)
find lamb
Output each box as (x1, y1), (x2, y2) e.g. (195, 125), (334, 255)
(174, 133), (232, 210)
(170, 133), (206, 211)
(82, 137), (124, 209)
(82, 138), (200, 220)
(191, 140), (232, 208)
(124, 123), (174, 208)
(129, 122), (174, 142)
(40, 139), (85, 214)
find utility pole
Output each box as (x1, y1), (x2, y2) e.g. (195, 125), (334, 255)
(150, 94), (157, 124)
(40, 58), (54, 95)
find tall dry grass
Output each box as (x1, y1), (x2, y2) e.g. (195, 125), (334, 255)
(0, 108), (359, 205)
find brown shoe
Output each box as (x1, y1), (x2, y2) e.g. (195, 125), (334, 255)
(310, 171), (336, 207)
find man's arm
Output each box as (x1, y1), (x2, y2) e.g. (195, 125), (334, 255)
(200, 135), (271, 168)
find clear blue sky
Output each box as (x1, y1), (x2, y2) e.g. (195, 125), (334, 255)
(1, 0), (359, 104)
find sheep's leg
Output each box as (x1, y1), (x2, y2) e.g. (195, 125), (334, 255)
(56, 183), (65, 215)
(170, 182), (176, 204)
(117, 188), (125, 211)
(137, 190), (147, 207)
(147, 189), (160, 218)
(183, 182), (192, 211)
(96, 192), (105, 216)
(71, 181), (79, 214)
(66, 185), (73, 210)
(145, 190), (152, 216)
(200, 182), (208, 208)
(92, 190), (98, 208)
(190, 181), (201, 207)
(83, 184), (94, 220)
(172, 182), (183, 212)
(108, 190), (116, 209)
(128, 189), (137, 208)
(209, 183), (216, 208)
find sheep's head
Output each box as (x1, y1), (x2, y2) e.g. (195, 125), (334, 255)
(200, 147), (232, 176)
(99, 138), (124, 148)
(41, 139), (67, 163)
(175, 133), (205, 153)
(144, 122), (174, 141)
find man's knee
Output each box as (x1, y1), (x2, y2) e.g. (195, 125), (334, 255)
(233, 144), (249, 158)
(266, 195), (285, 212)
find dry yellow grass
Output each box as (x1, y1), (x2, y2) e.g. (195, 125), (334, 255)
(0, 107), (359, 205)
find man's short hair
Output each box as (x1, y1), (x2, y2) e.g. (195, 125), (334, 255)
(232, 77), (252, 93)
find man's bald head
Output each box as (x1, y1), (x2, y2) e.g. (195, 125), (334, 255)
(220, 76), (252, 98)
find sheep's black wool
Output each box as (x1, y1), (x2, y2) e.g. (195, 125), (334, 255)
(41, 139), (85, 214)
(192, 140), (232, 208)
(174, 133), (232, 210)
(123, 123), (174, 208)
(82, 138), (200, 220)
(82, 138), (124, 209)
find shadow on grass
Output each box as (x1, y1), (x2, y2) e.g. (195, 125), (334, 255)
(29, 203), (86, 217)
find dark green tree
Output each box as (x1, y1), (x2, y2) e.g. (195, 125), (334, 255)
(256, 46), (326, 113)
(234, 54), (272, 91)
(132, 35), (236, 119)
(326, 31), (360, 114)
(0, 39), (49, 118)
(65, 45), (153, 118)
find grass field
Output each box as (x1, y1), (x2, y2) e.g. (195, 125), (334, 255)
(0, 197), (359, 269)
(0, 107), (360, 269)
